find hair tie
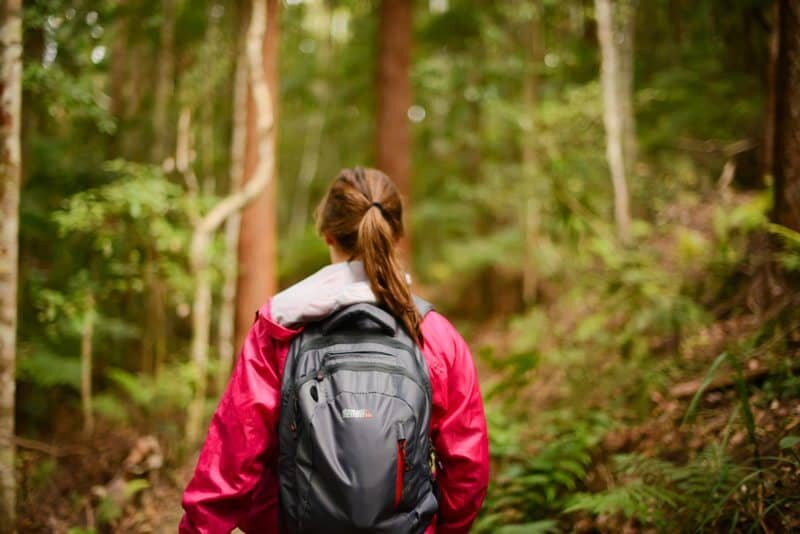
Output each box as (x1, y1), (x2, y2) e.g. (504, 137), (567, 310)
(370, 201), (389, 217)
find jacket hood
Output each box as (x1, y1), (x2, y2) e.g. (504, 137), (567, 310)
(270, 261), (377, 328)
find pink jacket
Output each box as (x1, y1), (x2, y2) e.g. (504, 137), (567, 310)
(180, 299), (489, 533)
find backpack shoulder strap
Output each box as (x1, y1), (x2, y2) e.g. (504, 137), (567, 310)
(413, 295), (435, 318)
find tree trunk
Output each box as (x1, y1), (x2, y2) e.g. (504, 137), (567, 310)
(187, 0), (277, 446)
(521, 7), (544, 305)
(289, 107), (326, 240)
(376, 0), (413, 264)
(109, 0), (128, 120)
(81, 293), (95, 437)
(234, 0), (279, 354)
(288, 0), (334, 241)
(0, 0), (21, 528)
(763, 1), (780, 178)
(595, 0), (635, 244)
(152, 0), (175, 163)
(217, 20), (248, 394)
(772, 0), (800, 231)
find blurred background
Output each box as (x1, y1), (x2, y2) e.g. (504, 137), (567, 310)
(2, 0), (800, 531)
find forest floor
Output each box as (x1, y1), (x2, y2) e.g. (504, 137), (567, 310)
(19, 308), (799, 533)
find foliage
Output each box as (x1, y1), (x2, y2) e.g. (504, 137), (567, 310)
(475, 405), (608, 532)
(566, 445), (747, 530)
(15, 0), (798, 531)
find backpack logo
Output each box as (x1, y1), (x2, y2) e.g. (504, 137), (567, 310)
(342, 408), (373, 419)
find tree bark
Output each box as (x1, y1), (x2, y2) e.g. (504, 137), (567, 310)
(376, 0), (413, 263)
(217, 19), (248, 394)
(187, 0), (276, 446)
(234, 0), (279, 354)
(595, 0), (636, 244)
(81, 294), (95, 437)
(763, 1), (780, 178)
(152, 0), (175, 163)
(109, 0), (128, 120)
(0, 0), (21, 528)
(287, 0), (334, 241)
(521, 7), (544, 305)
(771, 0), (800, 231)
(289, 107), (326, 240)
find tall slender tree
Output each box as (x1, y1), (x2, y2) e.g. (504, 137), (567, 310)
(595, 0), (636, 244)
(80, 293), (95, 437)
(771, 0), (800, 231)
(186, 0), (277, 445)
(376, 0), (413, 262)
(521, 6), (545, 304)
(152, 0), (176, 162)
(0, 0), (22, 529)
(235, 0), (280, 353)
(217, 8), (249, 393)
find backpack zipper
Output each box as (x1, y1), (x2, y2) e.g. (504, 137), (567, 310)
(323, 350), (397, 363)
(395, 439), (406, 508)
(295, 360), (427, 395)
(302, 334), (412, 353)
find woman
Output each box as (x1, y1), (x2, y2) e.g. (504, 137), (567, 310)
(180, 168), (489, 533)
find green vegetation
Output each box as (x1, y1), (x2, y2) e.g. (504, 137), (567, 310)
(6, 0), (799, 531)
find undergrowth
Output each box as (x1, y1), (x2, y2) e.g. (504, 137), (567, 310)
(475, 203), (800, 531)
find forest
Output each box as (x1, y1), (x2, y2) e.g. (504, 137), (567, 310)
(1, 0), (799, 532)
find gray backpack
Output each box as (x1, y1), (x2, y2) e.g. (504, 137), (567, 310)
(278, 298), (438, 533)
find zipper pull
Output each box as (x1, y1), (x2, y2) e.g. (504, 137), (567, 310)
(396, 420), (407, 441)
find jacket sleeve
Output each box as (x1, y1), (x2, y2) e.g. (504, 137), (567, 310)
(427, 314), (490, 534)
(180, 304), (300, 534)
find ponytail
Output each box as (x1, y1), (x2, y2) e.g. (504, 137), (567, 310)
(316, 167), (423, 343)
(358, 203), (422, 343)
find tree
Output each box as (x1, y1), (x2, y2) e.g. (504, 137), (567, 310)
(235, 0), (280, 354)
(80, 292), (95, 437)
(520, 5), (544, 304)
(376, 0), (413, 262)
(595, 0), (636, 244)
(217, 11), (249, 394)
(771, 0), (800, 231)
(152, 0), (176, 163)
(0, 0), (21, 528)
(186, 0), (277, 445)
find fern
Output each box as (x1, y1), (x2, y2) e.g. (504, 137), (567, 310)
(494, 520), (560, 534)
(477, 432), (595, 532)
(566, 445), (749, 531)
(566, 481), (673, 521)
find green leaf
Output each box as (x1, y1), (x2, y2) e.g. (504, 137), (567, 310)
(17, 349), (81, 390)
(124, 478), (150, 498)
(779, 436), (800, 450)
(495, 520), (559, 534)
(682, 352), (728, 426)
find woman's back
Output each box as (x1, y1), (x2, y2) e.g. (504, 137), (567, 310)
(180, 168), (488, 533)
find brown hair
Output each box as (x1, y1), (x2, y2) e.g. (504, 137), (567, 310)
(316, 167), (422, 343)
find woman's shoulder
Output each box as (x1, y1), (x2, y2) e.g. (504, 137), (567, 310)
(420, 309), (471, 367)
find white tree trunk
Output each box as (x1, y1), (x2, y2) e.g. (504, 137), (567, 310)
(595, 0), (635, 244)
(0, 0), (22, 529)
(216, 25), (248, 394)
(81, 294), (95, 437)
(186, 0), (276, 446)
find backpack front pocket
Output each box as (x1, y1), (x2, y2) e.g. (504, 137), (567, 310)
(300, 390), (417, 532)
